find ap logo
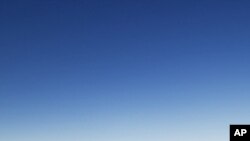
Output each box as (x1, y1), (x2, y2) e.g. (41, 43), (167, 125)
(230, 125), (250, 141)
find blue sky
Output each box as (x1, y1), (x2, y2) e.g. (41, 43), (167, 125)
(1, 0), (250, 141)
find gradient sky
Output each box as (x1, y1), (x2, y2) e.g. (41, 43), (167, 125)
(1, 0), (250, 141)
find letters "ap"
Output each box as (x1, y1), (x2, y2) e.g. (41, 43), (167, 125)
(234, 129), (247, 136)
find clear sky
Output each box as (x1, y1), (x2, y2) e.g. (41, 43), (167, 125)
(1, 0), (250, 141)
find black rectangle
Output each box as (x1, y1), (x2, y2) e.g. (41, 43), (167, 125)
(230, 125), (250, 141)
